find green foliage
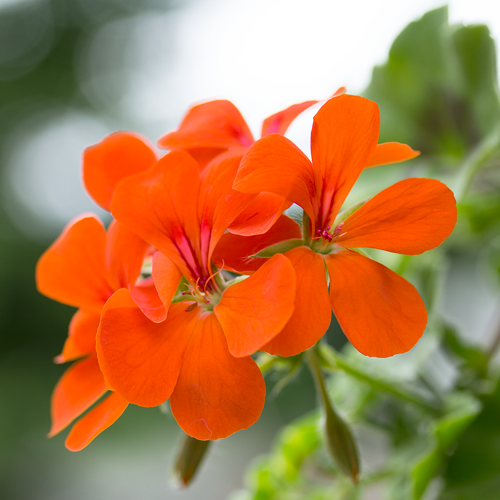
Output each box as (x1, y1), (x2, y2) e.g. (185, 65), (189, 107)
(364, 6), (500, 162)
(412, 394), (481, 499)
(440, 379), (500, 499)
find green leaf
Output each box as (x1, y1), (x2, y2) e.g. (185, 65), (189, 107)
(364, 6), (500, 162)
(451, 24), (500, 139)
(440, 378), (500, 499)
(441, 323), (489, 378)
(412, 395), (481, 499)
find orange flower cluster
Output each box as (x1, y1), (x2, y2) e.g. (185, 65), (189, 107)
(36, 94), (457, 451)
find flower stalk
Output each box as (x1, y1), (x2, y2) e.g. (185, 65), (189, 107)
(307, 347), (360, 483)
(318, 343), (443, 414)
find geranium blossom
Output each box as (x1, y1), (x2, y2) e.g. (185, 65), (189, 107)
(157, 92), (419, 236)
(97, 150), (296, 440)
(230, 94), (457, 358)
(36, 215), (163, 450)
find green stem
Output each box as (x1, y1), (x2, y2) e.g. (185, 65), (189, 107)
(319, 344), (442, 415)
(308, 348), (334, 415)
(486, 302), (500, 365)
(456, 126), (500, 202)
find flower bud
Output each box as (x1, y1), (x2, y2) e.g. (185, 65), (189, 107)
(172, 433), (211, 487)
(323, 403), (360, 483)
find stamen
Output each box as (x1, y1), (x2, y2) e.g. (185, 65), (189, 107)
(333, 222), (344, 237)
(185, 303), (198, 312)
(203, 261), (224, 295)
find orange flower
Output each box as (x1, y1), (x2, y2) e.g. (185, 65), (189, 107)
(36, 215), (164, 450)
(97, 150), (296, 440)
(231, 94), (457, 358)
(157, 92), (419, 237)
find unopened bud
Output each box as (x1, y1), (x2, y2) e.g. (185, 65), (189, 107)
(172, 433), (211, 488)
(323, 403), (360, 482)
(307, 348), (360, 483)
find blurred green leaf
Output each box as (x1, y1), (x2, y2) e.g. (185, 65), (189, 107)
(451, 24), (500, 140)
(364, 6), (500, 161)
(412, 394), (480, 499)
(440, 377), (500, 499)
(441, 324), (489, 378)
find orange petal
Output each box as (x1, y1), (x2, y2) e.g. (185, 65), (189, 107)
(129, 278), (167, 323)
(111, 150), (201, 280)
(199, 150), (256, 262)
(158, 100), (254, 151)
(36, 215), (113, 312)
(106, 222), (167, 322)
(170, 313), (265, 440)
(261, 100), (318, 137)
(234, 134), (317, 224)
(152, 251), (183, 310)
(228, 193), (291, 236)
(55, 310), (100, 364)
(365, 142), (420, 169)
(96, 289), (198, 407)
(213, 215), (302, 274)
(311, 95), (380, 228)
(262, 248), (331, 356)
(325, 251), (427, 357)
(336, 178), (457, 254)
(49, 355), (107, 437)
(214, 254), (296, 357)
(83, 132), (157, 211)
(105, 220), (149, 290)
(65, 392), (128, 452)
(186, 147), (227, 170)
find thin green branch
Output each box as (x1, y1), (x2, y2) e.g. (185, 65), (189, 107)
(319, 344), (443, 415)
(455, 126), (500, 202)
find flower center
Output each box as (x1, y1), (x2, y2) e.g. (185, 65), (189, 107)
(182, 271), (223, 313)
(310, 222), (344, 255)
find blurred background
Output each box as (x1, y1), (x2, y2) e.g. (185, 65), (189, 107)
(2, 0), (500, 499)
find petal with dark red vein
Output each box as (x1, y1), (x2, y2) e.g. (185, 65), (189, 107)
(83, 132), (157, 211)
(336, 178), (457, 255)
(311, 95), (380, 228)
(235, 134), (317, 224)
(170, 313), (265, 440)
(365, 142), (420, 169)
(111, 151), (201, 280)
(325, 251), (427, 358)
(55, 310), (100, 364)
(158, 100), (254, 151)
(65, 392), (128, 451)
(199, 151), (255, 262)
(36, 215), (113, 312)
(97, 289), (198, 407)
(49, 355), (107, 437)
(213, 215), (302, 274)
(262, 247), (331, 356)
(214, 254), (296, 357)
